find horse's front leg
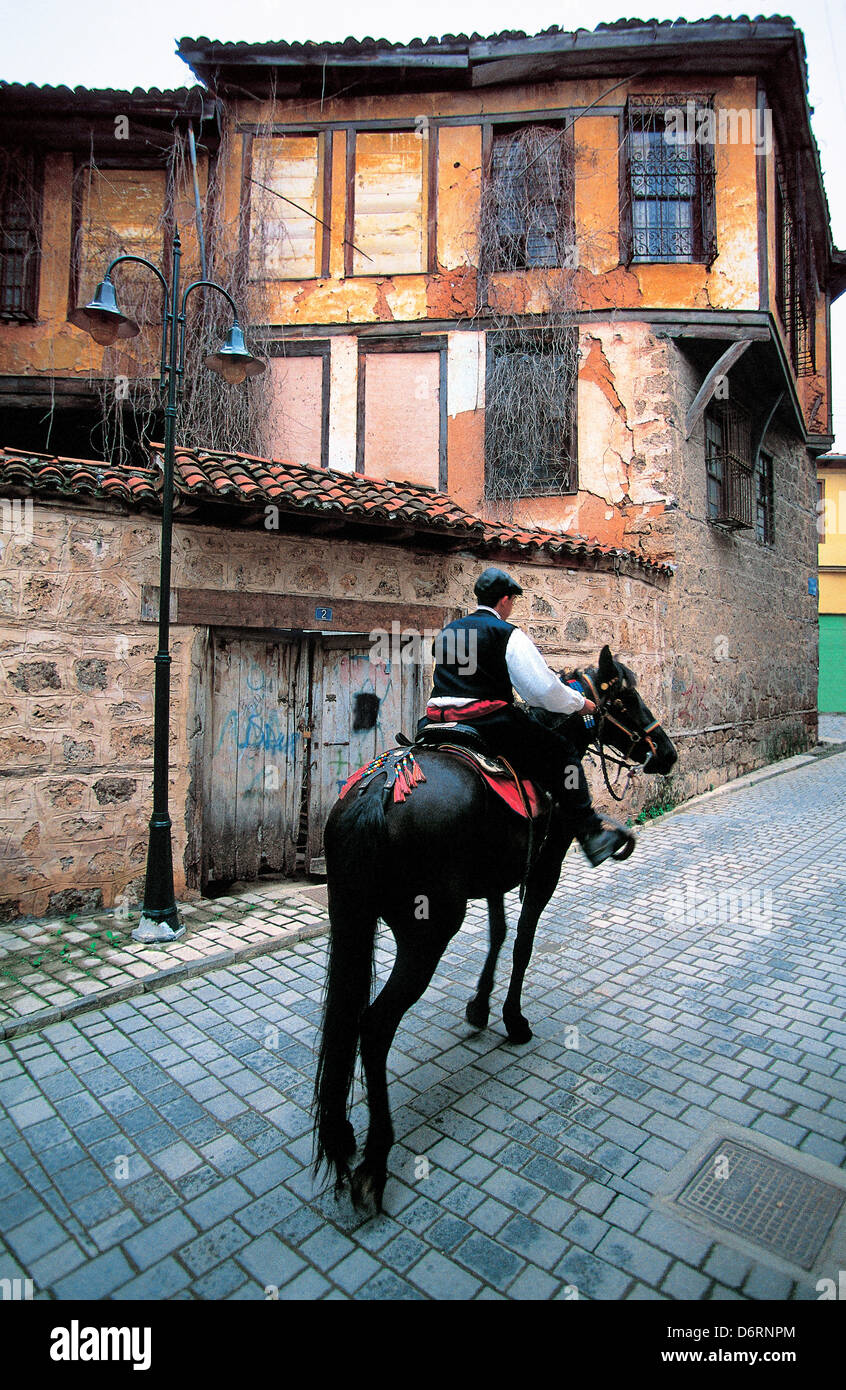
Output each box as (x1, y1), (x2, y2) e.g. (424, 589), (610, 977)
(503, 833), (572, 1043)
(465, 895), (507, 1029)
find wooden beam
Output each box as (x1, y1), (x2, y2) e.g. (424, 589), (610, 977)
(141, 585), (450, 634)
(684, 339), (754, 439)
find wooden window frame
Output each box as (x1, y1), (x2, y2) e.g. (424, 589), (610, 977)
(755, 450), (775, 545)
(620, 94), (717, 268)
(241, 130), (332, 284)
(480, 119), (576, 275)
(775, 151), (816, 377)
(263, 338), (331, 469)
(68, 157), (173, 324)
(0, 149), (43, 322)
(344, 124), (436, 279)
(484, 327), (579, 500)
(704, 399), (755, 530)
(355, 335), (447, 489)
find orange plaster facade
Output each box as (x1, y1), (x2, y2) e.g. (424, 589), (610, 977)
(0, 62), (833, 565)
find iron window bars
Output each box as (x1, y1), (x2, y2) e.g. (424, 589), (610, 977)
(622, 95), (717, 266)
(755, 451), (775, 545)
(705, 399), (755, 530)
(484, 329), (578, 499)
(0, 150), (41, 321)
(775, 152), (816, 377)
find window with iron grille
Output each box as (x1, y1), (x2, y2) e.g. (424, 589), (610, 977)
(755, 451), (775, 545)
(484, 125), (574, 273)
(621, 96), (717, 266)
(0, 150), (41, 321)
(484, 330), (577, 499)
(705, 400), (754, 529)
(775, 156), (816, 376)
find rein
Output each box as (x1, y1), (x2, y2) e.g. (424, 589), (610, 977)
(575, 669), (660, 803)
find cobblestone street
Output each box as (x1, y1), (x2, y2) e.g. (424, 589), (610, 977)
(1, 747), (845, 1301)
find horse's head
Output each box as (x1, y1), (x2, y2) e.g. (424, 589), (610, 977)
(584, 645), (678, 776)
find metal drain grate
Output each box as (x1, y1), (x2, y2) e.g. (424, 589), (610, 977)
(677, 1139), (845, 1270)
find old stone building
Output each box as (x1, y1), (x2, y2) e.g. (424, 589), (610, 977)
(1, 18), (843, 917)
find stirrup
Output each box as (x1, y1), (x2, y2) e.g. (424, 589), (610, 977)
(601, 813), (637, 860)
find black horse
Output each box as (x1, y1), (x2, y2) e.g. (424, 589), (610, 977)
(313, 645), (677, 1211)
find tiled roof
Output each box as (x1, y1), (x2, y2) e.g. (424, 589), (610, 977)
(177, 19), (799, 60)
(0, 444), (672, 577)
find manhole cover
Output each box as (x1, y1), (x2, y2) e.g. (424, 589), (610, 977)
(677, 1139), (845, 1270)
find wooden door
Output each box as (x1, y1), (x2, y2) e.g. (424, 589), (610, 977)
(205, 633), (309, 884)
(306, 637), (427, 871)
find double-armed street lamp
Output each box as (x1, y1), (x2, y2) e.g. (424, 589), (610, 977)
(70, 226), (266, 941)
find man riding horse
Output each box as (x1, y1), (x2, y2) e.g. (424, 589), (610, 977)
(423, 566), (631, 866)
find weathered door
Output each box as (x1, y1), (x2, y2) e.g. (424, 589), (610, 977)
(204, 630), (428, 885)
(205, 633), (309, 884)
(306, 637), (427, 871)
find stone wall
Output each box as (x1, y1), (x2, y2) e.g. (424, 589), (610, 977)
(657, 342), (819, 798)
(0, 498), (671, 919)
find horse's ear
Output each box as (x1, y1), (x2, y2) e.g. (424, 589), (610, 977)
(598, 645), (616, 680)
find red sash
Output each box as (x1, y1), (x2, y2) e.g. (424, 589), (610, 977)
(424, 700), (508, 723)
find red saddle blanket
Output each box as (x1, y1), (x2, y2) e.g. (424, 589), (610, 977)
(339, 745), (546, 821)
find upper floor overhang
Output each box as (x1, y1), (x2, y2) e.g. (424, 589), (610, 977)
(0, 82), (221, 159)
(176, 18), (841, 310)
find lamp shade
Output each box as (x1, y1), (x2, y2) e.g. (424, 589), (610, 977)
(203, 322), (266, 386)
(68, 279), (139, 347)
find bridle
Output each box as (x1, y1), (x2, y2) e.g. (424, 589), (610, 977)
(576, 669), (661, 801)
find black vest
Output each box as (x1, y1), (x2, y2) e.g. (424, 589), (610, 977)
(431, 610), (515, 703)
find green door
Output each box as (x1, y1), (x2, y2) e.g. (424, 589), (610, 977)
(819, 614), (846, 712)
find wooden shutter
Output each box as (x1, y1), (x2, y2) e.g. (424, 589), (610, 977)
(249, 135), (321, 280)
(77, 167), (166, 303)
(352, 130), (426, 274)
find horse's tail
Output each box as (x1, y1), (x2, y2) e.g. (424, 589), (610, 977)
(313, 789), (386, 1191)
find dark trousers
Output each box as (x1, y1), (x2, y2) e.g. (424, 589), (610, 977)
(420, 705), (602, 837)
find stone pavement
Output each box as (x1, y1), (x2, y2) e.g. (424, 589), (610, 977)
(818, 713), (846, 743)
(1, 748), (845, 1301)
(0, 880), (329, 1038)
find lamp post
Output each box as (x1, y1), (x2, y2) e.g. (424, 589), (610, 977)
(70, 226), (265, 942)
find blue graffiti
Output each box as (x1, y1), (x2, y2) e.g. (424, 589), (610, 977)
(217, 709), (299, 759)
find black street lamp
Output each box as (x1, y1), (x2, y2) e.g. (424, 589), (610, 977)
(70, 226), (265, 941)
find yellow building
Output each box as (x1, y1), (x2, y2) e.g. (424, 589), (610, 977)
(818, 454), (846, 711)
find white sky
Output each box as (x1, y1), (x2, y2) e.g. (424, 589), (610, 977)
(3, 0), (845, 447)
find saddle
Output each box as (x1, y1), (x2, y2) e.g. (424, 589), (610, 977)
(339, 729), (549, 823)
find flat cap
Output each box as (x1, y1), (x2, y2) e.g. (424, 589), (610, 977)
(473, 567), (523, 605)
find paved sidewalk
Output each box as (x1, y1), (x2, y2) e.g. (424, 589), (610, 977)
(818, 713), (846, 743)
(0, 881), (329, 1039)
(0, 749), (844, 1301)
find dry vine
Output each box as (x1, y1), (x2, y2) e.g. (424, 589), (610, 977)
(470, 125), (580, 512)
(71, 117), (276, 468)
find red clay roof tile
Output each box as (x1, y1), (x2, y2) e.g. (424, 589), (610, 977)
(0, 443), (673, 576)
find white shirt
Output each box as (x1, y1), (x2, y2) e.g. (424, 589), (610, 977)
(429, 606), (586, 715)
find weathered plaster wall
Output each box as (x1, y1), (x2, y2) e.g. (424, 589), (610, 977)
(0, 498), (670, 918)
(0, 155), (208, 384)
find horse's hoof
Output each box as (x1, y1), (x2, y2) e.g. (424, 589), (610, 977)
(503, 1011), (533, 1044)
(465, 995), (490, 1030)
(350, 1163), (386, 1215)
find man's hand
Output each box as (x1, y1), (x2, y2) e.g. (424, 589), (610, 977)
(582, 698), (597, 715)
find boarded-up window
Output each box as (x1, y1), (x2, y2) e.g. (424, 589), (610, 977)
(267, 353), (327, 467)
(250, 136), (322, 280)
(352, 131), (426, 275)
(359, 349), (442, 488)
(76, 167), (166, 301)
